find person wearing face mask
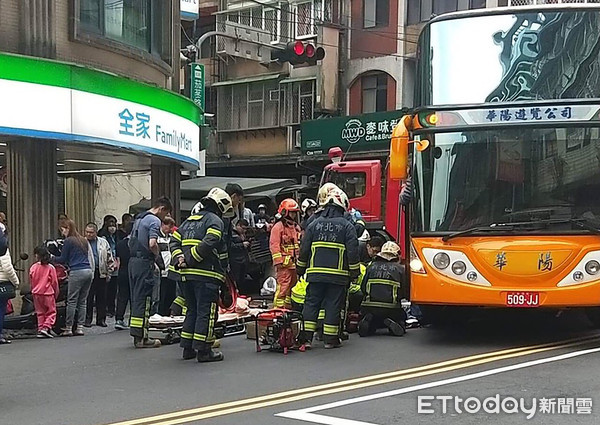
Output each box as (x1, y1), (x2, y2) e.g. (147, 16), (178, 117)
(99, 215), (120, 318)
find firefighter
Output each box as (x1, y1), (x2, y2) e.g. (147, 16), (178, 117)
(128, 197), (173, 348)
(297, 188), (360, 349)
(269, 199), (301, 309)
(170, 188), (233, 362)
(300, 198), (317, 230)
(358, 241), (406, 337)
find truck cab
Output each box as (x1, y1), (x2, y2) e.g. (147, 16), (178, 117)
(320, 147), (404, 250)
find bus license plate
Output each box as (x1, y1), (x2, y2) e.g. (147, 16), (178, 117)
(506, 292), (540, 307)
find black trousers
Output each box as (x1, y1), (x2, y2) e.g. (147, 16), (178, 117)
(129, 258), (156, 339)
(115, 272), (130, 322)
(158, 276), (176, 316)
(302, 281), (346, 344)
(360, 306), (407, 336)
(86, 270), (107, 324)
(180, 279), (219, 352)
(230, 261), (247, 294)
(170, 280), (186, 316)
(106, 275), (118, 316)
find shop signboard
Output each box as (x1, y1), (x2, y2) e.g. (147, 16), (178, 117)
(301, 110), (407, 156)
(190, 63), (205, 114)
(0, 53), (202, 169)
(181, 0), (199, 20)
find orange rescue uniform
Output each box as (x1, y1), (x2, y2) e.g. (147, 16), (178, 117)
(269, 220), (300, 308)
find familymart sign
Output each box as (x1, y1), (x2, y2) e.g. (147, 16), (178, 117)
(301, 110), (408, 155)
(0, 53), (201, 168)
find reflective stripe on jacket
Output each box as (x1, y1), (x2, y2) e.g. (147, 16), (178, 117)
(297, 206), (360, 285)
(169, 211), (227, 283)
(361, 257), (404, 309)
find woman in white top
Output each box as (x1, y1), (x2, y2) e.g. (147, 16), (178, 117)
(0, 236), (20, 344)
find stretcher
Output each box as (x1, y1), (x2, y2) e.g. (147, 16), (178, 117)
(148, 309), (266, 345)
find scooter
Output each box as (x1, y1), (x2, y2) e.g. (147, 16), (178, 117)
(3, 240), (69, 334)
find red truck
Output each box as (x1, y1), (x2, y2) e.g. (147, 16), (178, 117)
(320, 147), (406, 257)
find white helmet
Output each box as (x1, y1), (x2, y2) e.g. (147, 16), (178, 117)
(190, 201), (203, 215)
(318, 182), (339, 206)
(325, 188), (350, 211)
(301, 198), (317, 214)
(203, 188), (234, 218)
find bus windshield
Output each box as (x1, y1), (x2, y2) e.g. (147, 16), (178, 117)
(416, 9), (600, 106)
(413, 127), (600, 233)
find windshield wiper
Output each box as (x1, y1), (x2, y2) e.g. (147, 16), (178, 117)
(442, 218), (600, 242)
(441, 224), (515, 242)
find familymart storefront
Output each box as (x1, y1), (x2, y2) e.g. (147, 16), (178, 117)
(0, 53), (202, 260)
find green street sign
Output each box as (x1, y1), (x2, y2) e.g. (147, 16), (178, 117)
(190, 63), (205, 115)
(300, 110), (408, 155)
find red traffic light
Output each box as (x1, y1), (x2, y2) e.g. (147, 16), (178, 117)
(293, 41), (305, 56)
(305, 43), (316, 58)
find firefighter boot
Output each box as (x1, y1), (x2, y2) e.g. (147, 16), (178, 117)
(183, 348), (196, 360)
(197, 349), (224, 363)
(323, 335), (342, 349)
(384, 318), (406, 337)
(358, 313), (373, 337)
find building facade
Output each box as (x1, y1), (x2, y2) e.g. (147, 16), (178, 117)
(200, 0), (520, 181)
(0, 0), (201, 276)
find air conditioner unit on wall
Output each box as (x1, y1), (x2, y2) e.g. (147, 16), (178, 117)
(287, 126), (302, 151)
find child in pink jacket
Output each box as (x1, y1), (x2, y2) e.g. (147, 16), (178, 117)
(30, 246), (59, 338)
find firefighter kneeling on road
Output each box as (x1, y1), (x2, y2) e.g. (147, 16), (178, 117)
(297, 188), (360, 349)
(170, 188), (232, 362)
(358, 241), (406, 337)
(270, 199), (301, 309)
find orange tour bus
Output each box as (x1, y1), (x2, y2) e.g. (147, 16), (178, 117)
(391, 4), (600, 325)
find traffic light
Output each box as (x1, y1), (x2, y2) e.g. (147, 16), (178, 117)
(271, 41), (325, 66)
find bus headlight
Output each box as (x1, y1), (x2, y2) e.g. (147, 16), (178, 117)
(573, 271), (584, 282)
(433, 253), (450, 270)
(585, 260), (600, 275)
(452, 261), (467, 275)
(467, 271), (478, 282)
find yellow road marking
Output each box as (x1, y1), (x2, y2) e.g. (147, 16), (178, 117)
(104, 334), (600, 425)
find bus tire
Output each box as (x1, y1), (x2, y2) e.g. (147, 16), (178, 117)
(585, 307), (600, 328)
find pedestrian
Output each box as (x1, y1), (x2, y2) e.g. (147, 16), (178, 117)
(358, 241), (406, 337)
(297, 188), (360, 349)
(230, 218), (250, 294)
(170, 188), (232, 362)
(114, 222), (132, 330)
(118, 213), (133, 240)
(84, 223), (115, 328)
(99, 215), (119, 317)
(243, 204), (255, 228)
(225, 183), (244, 226)
(0, 221), (19, 345)
(269, 199), (301, 309)
(53, 219), (94, 337)
(157, 217), (176, 316)
(30, 246), (59, 338)
(128, 197), (172, 349)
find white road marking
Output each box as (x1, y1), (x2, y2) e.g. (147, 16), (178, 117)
(276, 346), (600, 424)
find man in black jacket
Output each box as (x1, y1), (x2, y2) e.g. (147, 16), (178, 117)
(297, 188), (360, 349)
(230, 219), (250, 294)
